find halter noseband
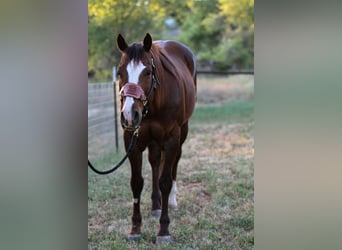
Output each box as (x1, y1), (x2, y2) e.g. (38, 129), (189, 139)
(120, 57), (160, 117)
(120, 83), (146, 100)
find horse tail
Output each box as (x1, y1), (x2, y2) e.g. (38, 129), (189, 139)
(194, 70), (197, 102)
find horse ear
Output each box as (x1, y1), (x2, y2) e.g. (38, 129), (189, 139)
(117, 34), (128, 52)
(143, 33), (152, 52)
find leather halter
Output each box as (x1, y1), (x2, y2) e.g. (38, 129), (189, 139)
(120, 57), (160, 117)
(120, 83), (146, 100)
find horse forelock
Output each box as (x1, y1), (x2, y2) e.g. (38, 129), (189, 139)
(126, 43), (145, 64)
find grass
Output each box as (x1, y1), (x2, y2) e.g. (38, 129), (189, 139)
(88, 75), (254, 249)
(192, 100), (254, 124)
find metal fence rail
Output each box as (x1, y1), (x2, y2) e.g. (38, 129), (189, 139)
(88, 82), (121, 159)
(196, 69), (254, 75)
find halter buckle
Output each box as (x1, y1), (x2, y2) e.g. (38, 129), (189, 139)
(133, 126), (140, 137)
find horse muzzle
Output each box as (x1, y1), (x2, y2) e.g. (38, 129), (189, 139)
(121, 106), (142, 131)
(120, 83), (146, 131)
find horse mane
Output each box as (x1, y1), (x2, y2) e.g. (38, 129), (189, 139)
(125, 41), (178, 79)
(149, 44), (183, 110)
(150, 43), (180, 84)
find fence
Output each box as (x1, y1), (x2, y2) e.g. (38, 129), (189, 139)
(88, 82), (121, 159)
(196, 69), (254, 75)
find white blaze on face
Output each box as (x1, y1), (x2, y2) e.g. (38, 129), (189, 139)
(122, 60), (145, 126)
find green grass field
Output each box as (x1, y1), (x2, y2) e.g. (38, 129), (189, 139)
(88, 75), (254, 249)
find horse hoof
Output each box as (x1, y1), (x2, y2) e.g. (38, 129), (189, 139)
(169, 204), (178, 210)
(151, 209), (161, 218)
(128, 234), (141, 241)
(156, 235), (172, 244)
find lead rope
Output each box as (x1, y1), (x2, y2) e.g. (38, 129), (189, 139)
(88, 127), (139, 175)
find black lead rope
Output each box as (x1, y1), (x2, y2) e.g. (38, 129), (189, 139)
(88, 129), (139, 175)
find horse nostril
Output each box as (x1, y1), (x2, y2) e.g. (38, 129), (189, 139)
(120, 113), (128, 126)
(133, 110), (140, 125)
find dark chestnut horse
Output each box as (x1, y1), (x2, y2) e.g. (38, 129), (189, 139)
(116, 33), (196, 243)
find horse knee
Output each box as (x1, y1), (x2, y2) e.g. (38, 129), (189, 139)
(131, 177), (144, 195)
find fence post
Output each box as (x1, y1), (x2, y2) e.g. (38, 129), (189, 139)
(113, 66), (119, 152)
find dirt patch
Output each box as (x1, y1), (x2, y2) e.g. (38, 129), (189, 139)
(184, 123), (254, 163)
(177, 121), (254, 212)
(196, 77), (254, 106)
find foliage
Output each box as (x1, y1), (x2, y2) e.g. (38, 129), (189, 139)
(179, 0), (254, 71)
(88, 0), (167, 80)
(88, 0), (254, 81)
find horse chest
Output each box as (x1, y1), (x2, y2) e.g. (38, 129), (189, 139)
(138, 120), (178, 145)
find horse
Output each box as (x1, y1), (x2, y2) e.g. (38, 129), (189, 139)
(116, 33), (196, 244)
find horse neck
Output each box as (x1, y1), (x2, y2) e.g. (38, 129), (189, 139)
(149, 46), (165, 111)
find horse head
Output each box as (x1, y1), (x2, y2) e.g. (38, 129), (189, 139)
(116, 33), (155, 131)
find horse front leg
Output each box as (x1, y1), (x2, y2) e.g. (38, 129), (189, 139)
(156, 128), (180, 244)
(125, 133), (144, 241)
(148, 141), (162, 217)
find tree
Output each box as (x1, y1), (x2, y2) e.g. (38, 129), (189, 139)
(218, 0), (254, 69)
(178, 0), (254, 70)
(88, 0), (254, 81)
(88, 0), (167, 81)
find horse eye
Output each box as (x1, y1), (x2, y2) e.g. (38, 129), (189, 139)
(145, 70), (151, 76)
